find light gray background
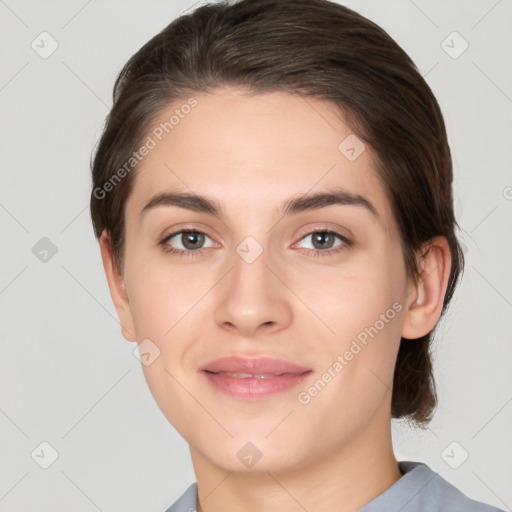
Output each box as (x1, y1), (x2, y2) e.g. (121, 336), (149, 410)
(1, 0), (511, 511)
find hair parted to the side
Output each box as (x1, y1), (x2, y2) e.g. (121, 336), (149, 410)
(90, 0), (465, 426)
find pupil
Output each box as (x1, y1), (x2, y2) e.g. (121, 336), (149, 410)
(183, 231), (204, 250)
(313, 232), (333, 249)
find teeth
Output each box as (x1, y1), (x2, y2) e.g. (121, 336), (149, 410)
(217, 372), (278, 379)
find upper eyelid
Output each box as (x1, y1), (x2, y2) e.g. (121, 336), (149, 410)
(161, 224), (216, 241)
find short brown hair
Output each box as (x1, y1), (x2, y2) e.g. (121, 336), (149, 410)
(90, 0), (465, 426)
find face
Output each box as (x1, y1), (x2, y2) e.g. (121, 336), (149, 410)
(114, 87), (416, 473)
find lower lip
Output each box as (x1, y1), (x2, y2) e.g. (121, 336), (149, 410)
(202, 371), (312, 399)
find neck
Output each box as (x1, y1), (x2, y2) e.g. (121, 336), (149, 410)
(190, 415), (402, 512)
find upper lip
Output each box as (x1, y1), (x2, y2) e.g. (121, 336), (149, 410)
(200, 356), (311, 375)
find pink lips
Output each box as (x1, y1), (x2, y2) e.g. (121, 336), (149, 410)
(200, 356), (311, 375)
(200, 356), (312, 399)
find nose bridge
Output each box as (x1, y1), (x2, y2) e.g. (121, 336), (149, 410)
(233, 236), (270, 291)
(214, 234), (292, 334)
(229, 234), (274, 305)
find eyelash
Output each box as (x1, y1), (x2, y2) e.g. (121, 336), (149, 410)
(158, 228), (352, 258)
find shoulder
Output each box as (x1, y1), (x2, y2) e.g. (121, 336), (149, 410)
(395, 461), (506, 512)
(163, 482), (197, 512)
(163, 463), (507, 512)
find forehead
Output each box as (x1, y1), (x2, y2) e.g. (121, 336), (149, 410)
(126, 87), (394, 231)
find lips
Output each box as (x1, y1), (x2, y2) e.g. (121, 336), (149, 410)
(199, 356), (311, 376)
(200, 356), (313, 399)
(213, 372), (296, 379)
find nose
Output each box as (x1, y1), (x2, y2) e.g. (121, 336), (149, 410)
(214, 242), (293, 337)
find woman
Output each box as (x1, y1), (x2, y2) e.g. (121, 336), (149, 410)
(89, 0), (505, 510)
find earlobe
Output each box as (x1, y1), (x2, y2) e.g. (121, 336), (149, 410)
(401, 237), (452, 340)
(99, 230), (137, 342)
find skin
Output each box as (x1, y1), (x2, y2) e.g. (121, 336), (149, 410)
(100, 86), (451, 512)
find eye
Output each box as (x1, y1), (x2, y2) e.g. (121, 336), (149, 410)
(294, 229), (351, 256)
(159, 229), (216, 256)
(158, 228), (351, 258)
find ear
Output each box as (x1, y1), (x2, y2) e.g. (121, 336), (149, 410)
(401, 236), (452, 340)
(99, 230), (137, 342)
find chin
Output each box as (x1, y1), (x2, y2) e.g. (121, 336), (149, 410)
(200, 436), (309, 475)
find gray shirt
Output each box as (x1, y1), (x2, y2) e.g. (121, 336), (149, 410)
(164, 460), (506, 512)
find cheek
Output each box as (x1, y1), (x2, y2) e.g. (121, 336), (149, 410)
(302, 256), (403, 337)
(124, 253), (214, 342)
(123, 247), (171, 337)
(295, 250), (406, 384)
(127, 279), (169, 337)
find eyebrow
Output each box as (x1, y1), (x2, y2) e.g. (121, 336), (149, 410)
(140, 188), (378, 219)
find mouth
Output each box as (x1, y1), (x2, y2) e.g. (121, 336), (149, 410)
(199, 355), (311, 375)
(199, 355), (313, 399)
(203, 371), (307, 378)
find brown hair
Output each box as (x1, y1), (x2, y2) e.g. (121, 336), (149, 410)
(90, 0), (464, 426)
